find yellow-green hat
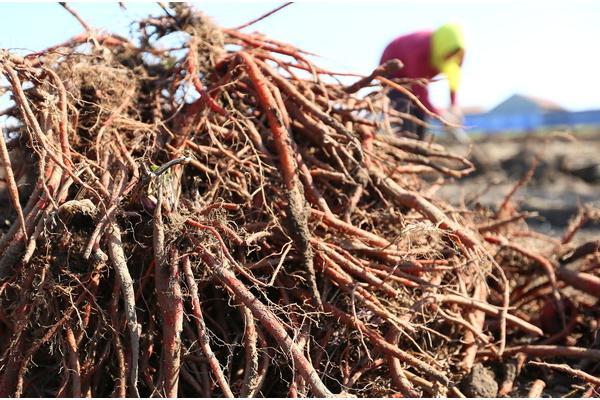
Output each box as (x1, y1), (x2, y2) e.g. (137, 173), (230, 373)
(431, 23), (465, 92)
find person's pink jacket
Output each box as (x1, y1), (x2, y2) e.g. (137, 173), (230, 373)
(380, 31), (441, 114)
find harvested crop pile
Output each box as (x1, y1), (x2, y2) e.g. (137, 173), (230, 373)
(0, 4), (599, 398)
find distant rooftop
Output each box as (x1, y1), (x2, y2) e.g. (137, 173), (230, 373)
(488, 94), (566, 115)
(519, 94), (565, 112)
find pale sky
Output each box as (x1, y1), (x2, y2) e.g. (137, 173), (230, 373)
(1, 1), (598, 112)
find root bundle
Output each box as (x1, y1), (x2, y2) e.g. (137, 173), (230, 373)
(0, 4), (598, 397)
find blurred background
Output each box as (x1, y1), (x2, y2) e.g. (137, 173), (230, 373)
(1, 2), (599, 119)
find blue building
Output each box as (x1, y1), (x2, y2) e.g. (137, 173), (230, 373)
(463, 94), (600, 134)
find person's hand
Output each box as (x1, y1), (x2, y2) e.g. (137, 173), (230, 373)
(447, 104), (464, 123)
(441, 106), (463, 126)
(441, 106), (470, 144)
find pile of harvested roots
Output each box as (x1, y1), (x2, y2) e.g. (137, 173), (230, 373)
(0, 4), (599, 398)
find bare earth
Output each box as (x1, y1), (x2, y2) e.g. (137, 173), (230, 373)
(437, 131), (600, 242)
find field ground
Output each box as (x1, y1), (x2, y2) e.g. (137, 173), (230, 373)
(437, 130), (600, 242)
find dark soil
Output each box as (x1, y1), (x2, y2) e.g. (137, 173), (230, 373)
(439, 131), (600, 241)
(460, 363), (499, 398)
